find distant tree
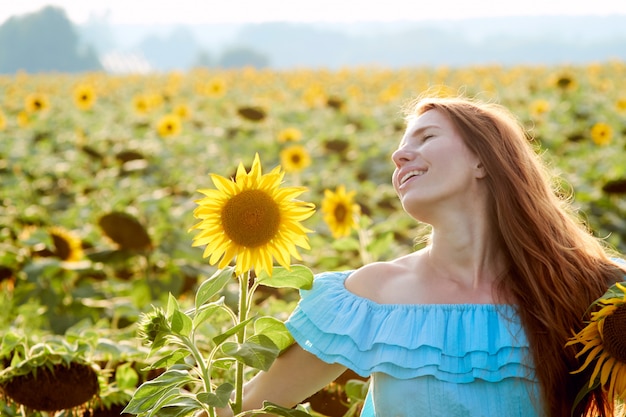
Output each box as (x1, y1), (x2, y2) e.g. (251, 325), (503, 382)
(217, 46), (269, 69)
(0, 6), (101, 73)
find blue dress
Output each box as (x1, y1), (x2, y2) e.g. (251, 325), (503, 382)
(284, 270), (543, 417)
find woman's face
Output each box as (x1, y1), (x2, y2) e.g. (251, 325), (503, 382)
(391, 109), (485, 218)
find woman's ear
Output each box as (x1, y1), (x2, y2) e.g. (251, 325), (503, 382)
(475, 161), (487, 179)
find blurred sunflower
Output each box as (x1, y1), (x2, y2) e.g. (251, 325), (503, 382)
(567, 281), (626, 403)
(173, 103), (192, 120)
(73, 84), (97, 111)
(280, 145), (311, 173)
(132, 94), (151, 115)
(321, 185), (360, 239)
(156, 114), (182, 137)
(530, 99), (550, 118)
(278, 127), (303, 143)
(615, 98), (626, 114)
(553, 73), (578, 91)
(202, 77), (227, 98)
(25, 92), (49, 113)
(190, 154), (315, 276)
(17, 111), (29, 128)
(0, 110), (6, 130)
(590, 122), (613, 146)
(302, 84), (326, 107)
(48, 226), (84, 262)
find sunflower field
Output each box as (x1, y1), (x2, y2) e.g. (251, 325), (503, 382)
(1, 61), (626, 416)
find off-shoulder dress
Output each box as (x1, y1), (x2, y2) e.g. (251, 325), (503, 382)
(285, 270), (542, 417)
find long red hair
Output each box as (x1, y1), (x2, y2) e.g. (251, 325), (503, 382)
(408, 96), (625, 416)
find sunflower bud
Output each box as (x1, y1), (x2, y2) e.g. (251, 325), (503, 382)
(138, 308), (170, 348)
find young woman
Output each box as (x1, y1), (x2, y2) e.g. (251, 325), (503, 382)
(218, 96), (626, 416)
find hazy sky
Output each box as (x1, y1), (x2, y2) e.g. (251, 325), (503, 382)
(1, 0), (626, 25)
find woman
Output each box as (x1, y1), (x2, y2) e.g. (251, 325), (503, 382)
(219, 96), (626, 416)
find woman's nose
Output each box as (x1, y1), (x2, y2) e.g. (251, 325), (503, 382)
(392, 146), (412, 167)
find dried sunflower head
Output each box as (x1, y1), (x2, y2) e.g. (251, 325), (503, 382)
(0, 338), (100, 414)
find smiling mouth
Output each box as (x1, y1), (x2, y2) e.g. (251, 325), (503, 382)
(400, 169), (427, 185)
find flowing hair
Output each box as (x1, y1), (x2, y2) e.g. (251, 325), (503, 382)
(407, 96), (625, 417)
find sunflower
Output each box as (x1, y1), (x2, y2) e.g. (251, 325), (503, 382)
(567, 281), (626, 403)
(321, 185), (360, 239)
(173, 103), (192, 120)
(156, 114), (182, 137)
(132, 94), (151, 115)
(529, 99), (550, 117)
(590, 122), (613, 146)
(0, 110), (6, 131)
(48, 226), (84, 262)
(280, 145), (311, 173)
(201, 77), (227, 98)
(17, 111), (29, 128)
(25, 92), (49, 113)
(277, 127), (303, 143)
(190, 153), (315, 276)
(73, 83), (97, 111)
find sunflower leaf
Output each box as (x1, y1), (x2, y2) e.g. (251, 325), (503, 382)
(196, 268), (234, 310)
(254, 316), (294, 351)
(571, 380), (600, 417)
(197, 382), (234, 408)
(213, 316), (256, 346)
(221, 334), (279, 371)
(256, 265), (314, 290)
(170, 309), (192, 338)
(192, 298), (227, 328)
(260, 402), (313, 417)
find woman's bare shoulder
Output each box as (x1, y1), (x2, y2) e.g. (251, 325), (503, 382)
(344, 252), (422, 302)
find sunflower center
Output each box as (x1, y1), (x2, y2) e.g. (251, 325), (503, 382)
(602, 304), (626, 362)
(334, 203), (348, 222)
(222, 189), (281, 247)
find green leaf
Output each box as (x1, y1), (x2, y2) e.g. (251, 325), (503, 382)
(196, 267), (234, 310)
(571, 380), (600, 417)
(344, 379), (369, 403)
(331, 237), (361, 251)
(212, 316), (255, 345)
(222, 334), (279, 371)
(146, 387), (183, 417)
(256, 265), (314, 290)
(197, 383), (234, 408)
(192, 298), (227, 328)
(170, 309), (192, 338)
(366, 231), (393, 259)
(260, 402), (313, 417)
(254, 316), (294, 351)
(122, 368), (194, 414)
(145, 349), (190, 370)
(116, 362), (139, 390)
(166, 293), (180, 320)
(0, 332), (23, 358)
(150, 397), (202, 417)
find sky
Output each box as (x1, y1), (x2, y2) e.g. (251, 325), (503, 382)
(1, 0), (626, 25)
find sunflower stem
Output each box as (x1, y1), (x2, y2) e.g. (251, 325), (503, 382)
(233, 271), (250, 415)
(357, 223), (373, 265)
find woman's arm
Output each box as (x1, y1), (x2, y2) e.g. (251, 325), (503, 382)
(212, 343), (347, 417)
(243, 343), (347, 409)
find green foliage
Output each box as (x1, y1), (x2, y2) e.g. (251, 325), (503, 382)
(124, 265), (314, 417)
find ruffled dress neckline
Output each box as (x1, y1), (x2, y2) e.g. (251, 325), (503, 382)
(285, 270), (535, 382)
